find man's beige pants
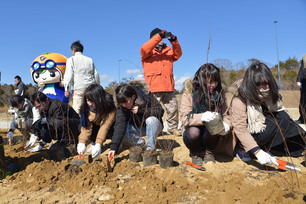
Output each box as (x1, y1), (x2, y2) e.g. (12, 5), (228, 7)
(72, 88), (87, 115)
(153, 92), (178, 133)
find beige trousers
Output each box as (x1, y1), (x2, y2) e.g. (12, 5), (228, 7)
(72, 88), (87, 115)
(153, 92), (178, 132)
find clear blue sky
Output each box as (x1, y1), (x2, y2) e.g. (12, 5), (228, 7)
(1, 0), (305, 90)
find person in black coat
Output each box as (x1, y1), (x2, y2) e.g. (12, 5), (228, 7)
(296, 54), (306, 124)
(108, 81), (164, 160)
(28, 92), (80, 152)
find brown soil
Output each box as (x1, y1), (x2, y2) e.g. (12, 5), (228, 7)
(0, 91), (305, 203)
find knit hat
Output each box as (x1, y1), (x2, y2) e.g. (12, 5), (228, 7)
(150, 28), (161, 38)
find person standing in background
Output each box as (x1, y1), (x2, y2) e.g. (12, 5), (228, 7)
(296, 54), (306, 124)
(140, 28), (182, 136)
(64, 40), (100, 115)
(14, 75), (28, 96)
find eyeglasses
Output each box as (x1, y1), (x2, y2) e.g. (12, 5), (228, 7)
(31, 60), (66, 71)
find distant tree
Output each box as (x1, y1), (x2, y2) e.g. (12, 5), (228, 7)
(284, 57), (299, 69)
(211, 58), (233, 70)
(233, 61), (247, 70)
(247, 58), (261, 66)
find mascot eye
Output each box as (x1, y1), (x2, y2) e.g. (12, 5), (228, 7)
(34, 72), (40, 79)
(50, 71), (56, 77)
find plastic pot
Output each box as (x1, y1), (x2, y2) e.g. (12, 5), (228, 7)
(129, 146), (142, 162)
(159, 151), (174, 169)
(142, 151), (158, 167)
(204, 112), (225, 135)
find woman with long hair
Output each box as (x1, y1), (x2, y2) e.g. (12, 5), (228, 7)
(180, 63), (230, 166)
(107, 81), (164, 161)
(77, 84), (116, 159)
(229, 63), (305, 166)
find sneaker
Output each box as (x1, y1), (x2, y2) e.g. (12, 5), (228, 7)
(204, 149), (216, 163)
(191, 155), (203, 166)
(168, 129), (182, 136)
(234, 146), (251, 162)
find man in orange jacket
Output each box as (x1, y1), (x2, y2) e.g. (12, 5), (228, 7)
(140, 28), (182, 136)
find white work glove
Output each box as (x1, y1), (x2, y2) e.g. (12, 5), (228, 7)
(7, 131), (13, 143)
(25, 134), (39, 148)
(201, 111), (217, 122)
(86, 142), (94, 153)
(77, 143), (86, 155)
(218, 122), (230, 135)
(108, 150), (115, 162)
(255, 150), (278, 166)
(28, 144), (43, 152)
(91, 143), (102, 159)
(41, 118), (47, 124)
(8, 108), (15, 115)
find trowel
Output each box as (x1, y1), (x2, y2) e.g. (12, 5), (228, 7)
(275, 159), (301, 171)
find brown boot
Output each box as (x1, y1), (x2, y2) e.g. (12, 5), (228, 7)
(204, 149), (216, 163)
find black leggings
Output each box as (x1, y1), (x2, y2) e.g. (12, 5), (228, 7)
(183, 126), (219, 155)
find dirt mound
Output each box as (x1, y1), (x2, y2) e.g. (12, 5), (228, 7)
(0, 137), (305, 204)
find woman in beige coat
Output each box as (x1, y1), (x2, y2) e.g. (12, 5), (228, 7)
(228, 63), (305, 166)
(180, 64), (230, 166)
(77, 84), (116, 159)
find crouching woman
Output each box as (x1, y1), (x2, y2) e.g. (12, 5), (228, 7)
(180, 63), (230, 166)
(108, 81), (164, 160)
(228, 63), (305, 166)
(77, 84), (116, 159)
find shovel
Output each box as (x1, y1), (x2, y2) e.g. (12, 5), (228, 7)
(275, 159), (301, 171)
(186, 161), (206, 171)
(107, 152), (115, 172)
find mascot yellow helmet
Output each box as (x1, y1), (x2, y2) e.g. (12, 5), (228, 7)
(30, 53), (67, 81)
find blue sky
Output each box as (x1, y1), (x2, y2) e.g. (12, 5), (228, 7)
(0, 0), (305, 90)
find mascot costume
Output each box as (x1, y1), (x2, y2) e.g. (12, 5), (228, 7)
(30, 53), (69, 104)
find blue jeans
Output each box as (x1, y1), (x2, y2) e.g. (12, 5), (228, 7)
(122, 116), (162, 151)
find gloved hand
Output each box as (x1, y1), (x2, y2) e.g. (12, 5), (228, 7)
(255, 150), (278, 166)
(108, 150), (115, 162)
(218, 122), (230, 135)
(159, 30), (170, 38)
(91, 143), (102, 159)
(201, 111), (217, 122)
(28, 144), (43, 152)
(168, 33), (177, 42)
(25, 134), (39, 148)
(8, 108), (15, 115)
(77, 143), (86, 155)
(41, 118), (47, 124)
(7, 131), (13, 145)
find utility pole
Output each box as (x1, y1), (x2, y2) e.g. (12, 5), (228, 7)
(118, 59), (122, 83)
(274, 20), (282, 91)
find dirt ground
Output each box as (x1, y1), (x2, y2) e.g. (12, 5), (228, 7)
(0, 90), (305, 204)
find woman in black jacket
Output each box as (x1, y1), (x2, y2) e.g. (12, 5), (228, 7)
(108, 81), (164, 159)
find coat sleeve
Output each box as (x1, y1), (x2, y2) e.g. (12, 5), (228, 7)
(296, 60), (304, 83)
(231, 97), (258, 152)
(140, 34), (162, 60)
(143, 92), (164, 120)
(110, 108), (129, 152)
(64, 57), (74, 92)
(93, 62), (100, 85)
(78, 123), (93, 144)
(180, 91), (203, 128)
(95, 110), (116, 145)
(170, 39), (182, 62)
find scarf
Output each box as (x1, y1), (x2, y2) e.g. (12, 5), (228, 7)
(187, 88), (222, 121)
(246, 89), (285, 134)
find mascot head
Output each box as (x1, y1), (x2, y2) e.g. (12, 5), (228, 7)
(30, 53), (67, 88)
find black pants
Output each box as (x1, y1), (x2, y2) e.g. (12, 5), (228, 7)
(298, 88), (306, 122)
(252, 111), (305, 157)
(32, 118), (80, 146)
(183, 126), (219, 156)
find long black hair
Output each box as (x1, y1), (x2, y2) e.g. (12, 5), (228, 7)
(238, 62), (280, 104)
(80, 84), (115, 123)
(192, 63), (225, 110)
(115, 83), (137, 104)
